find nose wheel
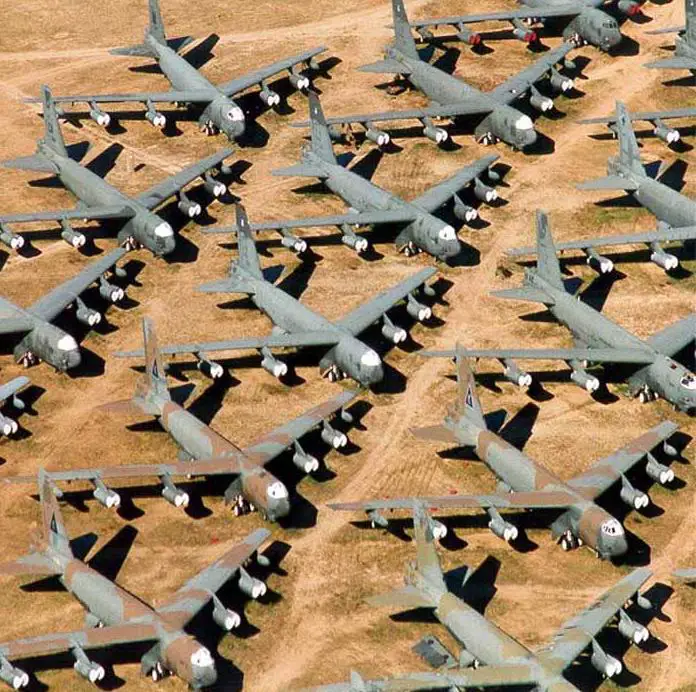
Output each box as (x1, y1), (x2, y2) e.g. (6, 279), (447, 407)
(326, 365), (346, 382)
(231, 495), (257, 516)
(638, 386), (657, 403)
(403, 242), (420, 257)
(19, 351), (38, 368)
(200, 120), (219, 136)
(151, 662), (167, 682)
(560, 530), (579, 551)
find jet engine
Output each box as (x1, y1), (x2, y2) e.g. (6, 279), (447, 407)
(238, 566), (267, 599)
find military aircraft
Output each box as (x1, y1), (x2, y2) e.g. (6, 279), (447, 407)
(2, 86), (231, 256)
(118, 205), (438, 386)
(36, 0), (326, 141)
(0, 377), (30, 437)
(5, 317), (358, 521)
(0, 246), (129, 371)
(330, 352), (680, 557)
(291, 0), (576, 150)
(423, 210), (696, 410)
(645, 0), (696, 72)
(205, 92), (502, 261)
(0, 469), (272, 689)
(405, 0), (631, 53)
(311, 502), (654, 691)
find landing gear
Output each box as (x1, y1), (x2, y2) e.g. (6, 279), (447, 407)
(477, 132), (497, 146)
(232, 495), (252, 516)
(20, 352), (38, 368)
(123, 236), (141, 251)
(638, 386), (656, 403)
(327, 365), (346, 382)
(200, 120), (219, 136)
(403, 242), (419, 257)
(560, 530), (579, 551)
(151, 662), (166, 682)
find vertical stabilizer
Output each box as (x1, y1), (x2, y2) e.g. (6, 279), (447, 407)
(686, 0), (695, 37)
(234, 204), (263, 280)
(412, 501), (447, 597)
(39, 85), (68, 157)
(39, 469), (73, 558)
(451, 349), (487, 430)
(615, 101), (645, 176)
(307, 92), (337, 165)
(147, 0), (167, 44)
(391, 0), (420, 59)
(534, 210), (564, 290)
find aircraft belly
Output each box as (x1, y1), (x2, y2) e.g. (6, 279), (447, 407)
(158, 49), (214, 92)
(257, 285), (334, 335)
(161, 406), (233, 460)
(326, 172), (393, 212)
(637, 183), (696, 228)
(411, 62), (474, 105)
(479, 441), (537, 492)
(60, 162), (125, 210)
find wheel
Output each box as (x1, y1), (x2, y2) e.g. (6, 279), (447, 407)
(561, 536), (571, 551)
(639, 391), (648, 404)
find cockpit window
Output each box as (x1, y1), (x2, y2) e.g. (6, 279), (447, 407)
(681, 375), (696, 390)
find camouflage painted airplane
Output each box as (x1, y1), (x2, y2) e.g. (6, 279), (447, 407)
(1, 86), (231, 256)
(6, 317), (358, 521)
(291, 0), (576, 150)
(0, 247), (129, 371)
(307, 502), (654, 690)
(0, 469), (272, 689)
(406, 0), (632, 53)
(330, 353), (680, 557)
(0, 377), (30, 438)
(37, 0), (326, 141)
(118, 205), (438, 386)
(423, 210), (696, 410)
(205, 92), (502, 261)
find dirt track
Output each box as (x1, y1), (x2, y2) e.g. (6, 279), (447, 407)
(0, 0), (695, 690)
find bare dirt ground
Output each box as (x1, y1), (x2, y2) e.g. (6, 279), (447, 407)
(0, 0), (695, 689)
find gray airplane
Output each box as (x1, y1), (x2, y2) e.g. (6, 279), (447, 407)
(292, 0), (576, 150)
(0, 377), (30, 438)
(39, 0), (326, 141)
(406, 0), (631, 53)
(117, 204), (438, 386)
(205, 92), (502, 261)
(6, 317), (359, 521)
(423, 210), (696, 411)
(1, 86), (231, 256)
(645, 0), (696, 72)
(0, 469), (272, 689)
(307, 502), (654, 691)
(1, 247), (129, 371)
(330, 352), (681, 558)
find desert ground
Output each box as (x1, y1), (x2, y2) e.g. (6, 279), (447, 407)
(0, 0), (695, 689)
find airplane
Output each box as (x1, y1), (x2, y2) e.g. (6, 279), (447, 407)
(35, 0), (327, 141)
(0, 246), (130, 371)
(645, 0), (696, 72)
(1, 85), (232, 256)
(0, 468), (272, 689)
(329, 351), (681, 558)
(0, 377), (30, 438)
(4, 317), (359, 521)
(405, 0), (632, 54)
(421, 210), (696, 411)
(204, 92), (503, 262)
(117, 204), (439, 387)
(291, 0), (577, 151)
(309, 501), (655, 691)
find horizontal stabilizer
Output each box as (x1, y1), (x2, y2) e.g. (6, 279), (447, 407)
(645, 57), (696, 70)
(577, 175), (639, 192)
(0, 552), (61, 576)
(673, 568), (696, 582)
(491, 287), (555, 304)
(198, 278), (257, 295)
(2, 153), (57, 173)
(410, 424), (458, 444)
(272, 163), (328, 179)
(96, 399), (151, 418)
(646, 24), (685, 34)
(110, 43), (158, 57)
(358, 59), (411, 74)
(367, 585), (435, 610)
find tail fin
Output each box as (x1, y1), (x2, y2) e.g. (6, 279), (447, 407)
(233, 204), (263, 280)
(615, 101), (645, 176)
(39, 468), (73, 558)
(39, 85), (68, 157)
(391, 0), (420, 59)
(307, 92), (337, 165)
(110, 0), (165, 56)
(533, 210), (564, 290)
(686, 0), (695, 37)
(412, 502), (447, 595)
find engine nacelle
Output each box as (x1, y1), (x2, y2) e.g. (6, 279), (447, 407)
(92, 479), (121, 509)
(426, 516), (448, 540)
(422, 123), (448, 143)
(618, 609), (649, 644)
(416, 26), (434, 41)
(590, 640), (622, 678)
(177, 191), (202, 218)
(0, 657), (29, 689)
(0, 226), (24, 251)
(289, 72), (310, 91)
(76, 299), (102, 327)
(203, 171), (226, 198)
(570, 365), (600, 393)
(328, 124), (344, 142)
(617, 0), (641, 15)
(280, 229), (308, 254)
(501, 359), (532, 388)
(321, 420), (348, 449)
(260, 347), (288, 378)
(511, 19), (537, 42)
(212, 595), (241, 631)
(60, 220), (87, 249)
(649, 243), (679, 271)
(487, 508), (518, 542)
(259, 86), (281, 107)
(549, 67), (574, 93)
(646, 453), (674, 485)
(340, 224), (369, 253)
(99, 276), (125, 303)
(238, 566), (267, 599)
(365, 126), (390, 147)
(473, 178), (498, 203)
(73, 648), (105, 685)
(455, 23), (481, 45)
(620, 476), (649, 510)
(145, 107), (166, 128)
(585, 247), (614, 275)
(663, 440), (678, 457)
(161, 474), (190, 508)
(368, 509), (389, 528)
(382, 314), (407, 344)
(196, 353), (224, 380)
(293, 441), (319, 473)
(89, 104), (111, 128)
(653, 119), (680, 144)
(453, 195), (478, 223)
(0, 415), (18, 437)
(529, 86), (554, 113)
(407, 294), (432, 322)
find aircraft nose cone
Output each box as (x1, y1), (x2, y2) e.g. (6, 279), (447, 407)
(608, 535), (629, 558)
(193, 665), (217, 689)
(440, 239), (461, 260)
(269, 496), (291, 521)
(65, 349), (82, 371)
(160, 236), (176, 256)
(362, 362), (385, 386)
(521, 129), (538, 149)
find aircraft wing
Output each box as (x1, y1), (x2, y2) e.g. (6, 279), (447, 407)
(28, 247), (128, 322)
(409, 4), (582, 28)
(0, 376), (30, 405)
(646, 314), (696, 356)
(336, 267), (437, 336)
(156, 528), (270, 629)
(672, 568), (696, 581)
(420, 347), (656, 364)
(115, 330), (343, 358)
(412, 154), (500, 212)
(536, 567), (652, 675)
(136, 147), (234, 210)
(507, 224), (696, 256)
(646, 24), (686, 34)
(28, 89), (219, 105)
(0, 621), (159, 663)
(490, 42), (575, 104)
(579, 106), (696, 125)
(242, 389), (359, 466)
(217, 46), (327, 96)
(0, 205), (135, 225)
(203, 209), (421, 233)
(567, 421), (679, 501)
(645, 57), (696, 70)
(0, 298), (33, 336)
